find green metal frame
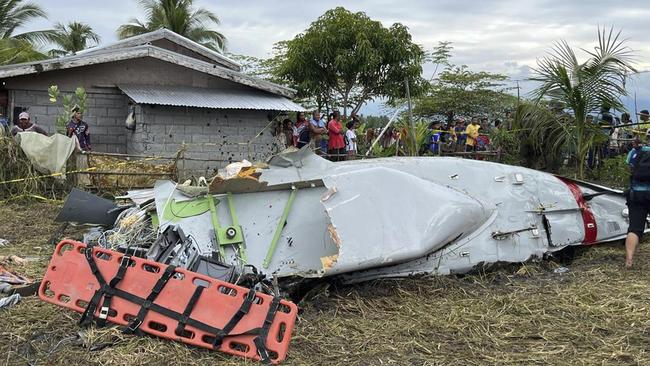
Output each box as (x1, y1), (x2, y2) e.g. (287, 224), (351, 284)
(207, 193), (247, 263)
(263, 188), (298, 268)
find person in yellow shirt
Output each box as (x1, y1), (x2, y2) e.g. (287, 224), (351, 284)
(465, 117), (481, 152)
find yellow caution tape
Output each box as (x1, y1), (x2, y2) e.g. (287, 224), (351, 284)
(0, 194), (64, 205)
(0, 156), (164, 186)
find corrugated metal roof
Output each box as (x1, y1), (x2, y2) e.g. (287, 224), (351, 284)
(118, 84), (305, 111)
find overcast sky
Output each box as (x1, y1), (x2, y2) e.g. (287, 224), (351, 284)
(19, 0), (650, 117)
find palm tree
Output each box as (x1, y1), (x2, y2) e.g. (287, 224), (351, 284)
(0, 37), (46, 64)
(0, 0), (57, 64)
(49, 22), (100, 57)
(530, 27), (636, 178)
(117, 0), (225, 52)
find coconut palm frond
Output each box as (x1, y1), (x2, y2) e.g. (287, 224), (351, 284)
(116, 0), (225, 52)
(49, 21), (101, 56)
(117, 19), (151, 39)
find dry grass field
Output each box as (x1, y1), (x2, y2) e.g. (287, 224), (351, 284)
(1, 201), (649, 366)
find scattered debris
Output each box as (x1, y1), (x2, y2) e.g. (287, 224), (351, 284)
(0, 238), (9, 247)
(0, 264), (32, 285)
(53, 148), (634, 286)
(55, 188), (123, 226)
(0, 256), (29, 267)
(553, 266), (570, 274)
(0, 293), (21, 309)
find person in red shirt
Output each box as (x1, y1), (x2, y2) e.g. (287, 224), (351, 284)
(328, 111), (345, 161)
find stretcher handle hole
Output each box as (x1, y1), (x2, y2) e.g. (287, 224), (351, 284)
(42, 281), (54, 298)
(276, 322), (286, 343)
(51, 266), (56, 271)
(76, 299), (88, 309)
(201, 334), (216, 345)
(269, 350), (279, 360)
(148, 321), (168, 333)
(173, 272), (185, 280)
(95, 252), (112, 261)
(192, 278), (210, 288)
(253, 296), (263, 305)
(218, 285), (237, 297)
(143, 264), (160, 273)
(124, 313), (136, 322)
(175, 329), (195, 339)
(278, 303), (292, 314)
(58, 243), (74, 256)
(58, 294), (71, 303)
(78, 246), (86, 254)
(229, 342), (250, 353)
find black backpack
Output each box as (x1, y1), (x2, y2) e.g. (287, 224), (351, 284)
(632, 149), (650, 181)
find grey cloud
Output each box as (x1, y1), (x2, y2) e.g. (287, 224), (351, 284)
(14, 0), (650, 114)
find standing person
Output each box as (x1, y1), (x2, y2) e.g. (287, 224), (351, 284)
(294, 112), (310, 148)
(11, 112), (48, 136)
(66, 106), (91, 151)
(0, 113), (8, 135)
(429, 121), (443, 155)
(455, 119), (466, 151)
(327, 111), (345, 161)
(282, 118), (294, 148)
(638, 110), (650, 131)
(446, 121), (457, 150)
(345, 120), (357, 160)
(465, 117), (481, 152)
(309, 110), (328, 155)
(624, 137), (650, 268)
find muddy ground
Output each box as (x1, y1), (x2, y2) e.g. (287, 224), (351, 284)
(1, 201), (649, 366)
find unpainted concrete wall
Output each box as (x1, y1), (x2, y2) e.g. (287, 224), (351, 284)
(11, 89), (128, 153)
(127, 105), (284, 176)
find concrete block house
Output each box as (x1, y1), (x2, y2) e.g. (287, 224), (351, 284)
(0, 29), (304, 174)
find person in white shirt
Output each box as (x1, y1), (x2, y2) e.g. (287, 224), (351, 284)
(345, 120), (357, 160)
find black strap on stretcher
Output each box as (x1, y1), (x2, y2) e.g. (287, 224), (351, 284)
(123, 264), (177, 335)
(79, 245), (280, 363)
(175, 285), (206, 336)
(79, 245), (130, 327)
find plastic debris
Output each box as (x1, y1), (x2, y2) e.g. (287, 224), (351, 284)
(0, 293), (21, 309)
(553, 267), (570, 274)
(0, 238), (9, 247)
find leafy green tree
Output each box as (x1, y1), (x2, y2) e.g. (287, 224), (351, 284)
(362, 115), (390, 129)
(0, 0), (57, 64)
(117, 0), (225, 52)
(48, 85), (87, 134)
(530, 27), (635, 178)
(427, 41), (453, 81)
(49, 22), (100, 57)
(272, 7), (426, 117)
(415, 64), (516, 122)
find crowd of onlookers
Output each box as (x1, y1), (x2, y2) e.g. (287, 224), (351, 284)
(276, 110), (359, 161)
(426, 116), (501, 155)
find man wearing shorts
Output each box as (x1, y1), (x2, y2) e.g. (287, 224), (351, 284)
(624, 138), (650, 268)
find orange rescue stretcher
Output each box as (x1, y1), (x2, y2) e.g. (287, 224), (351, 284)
(39, 240), (298, 364)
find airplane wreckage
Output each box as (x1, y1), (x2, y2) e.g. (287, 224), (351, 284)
(39, 147), (636, 363)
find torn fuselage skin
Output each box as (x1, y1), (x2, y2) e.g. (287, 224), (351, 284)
(154, 148), (633, 284)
